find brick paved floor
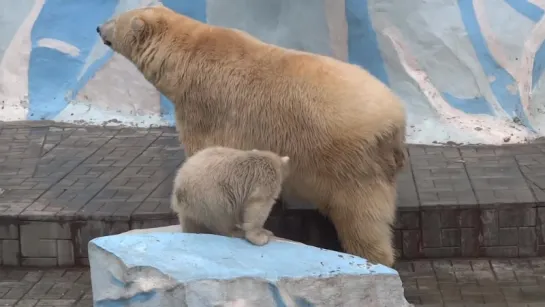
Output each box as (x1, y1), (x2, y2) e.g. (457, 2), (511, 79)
(0, 268), (91, 306)
(396, 259), (545, 306)
(0, 259), (543, 306)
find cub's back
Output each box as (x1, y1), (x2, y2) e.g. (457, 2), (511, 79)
(174, 147), (281, 195)
(174, 147), (243, 189)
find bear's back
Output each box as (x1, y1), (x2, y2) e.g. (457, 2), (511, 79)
(169, 25), (404, 144)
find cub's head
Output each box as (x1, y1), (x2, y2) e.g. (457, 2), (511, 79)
(251, 149), (291, 180)
(96, 6), (173, 60)
(279, 155), (290, 179)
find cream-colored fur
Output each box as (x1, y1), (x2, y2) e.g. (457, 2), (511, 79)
(97, 6), (407, 266)
(171, 146), (290, 246)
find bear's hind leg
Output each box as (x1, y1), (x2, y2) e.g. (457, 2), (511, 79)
(326, 180), (397, 267)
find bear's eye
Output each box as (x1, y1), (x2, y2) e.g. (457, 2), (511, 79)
(128, 35), (138, 46)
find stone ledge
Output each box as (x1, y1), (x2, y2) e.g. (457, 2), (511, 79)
(0, 202), (544, 267)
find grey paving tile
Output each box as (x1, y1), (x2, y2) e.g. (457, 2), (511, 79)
(396, 158), (419, 209)
(461, 147), (535, 206)
(398, 259), (545, 306)
(410, 146), (477, 207)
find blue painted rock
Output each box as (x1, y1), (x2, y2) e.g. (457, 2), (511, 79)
(89, 232), (412, 307)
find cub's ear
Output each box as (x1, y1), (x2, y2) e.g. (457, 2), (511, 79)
(281, 156), (290, 164)
(130, 16), (146, 32)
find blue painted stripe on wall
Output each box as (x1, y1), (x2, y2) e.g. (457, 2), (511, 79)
(159, 95), (175, 125)
(70, 51), (114, 101)
(28, 0), (118, 120)
(505, 0), (544, 22)
(442, 92), (493, 115)
(160, 0), (207, 125)
(28, 48), (82, 119)
(533, 43), (545, 90)
(457, 0), (532, 129)
(162, 0), (207, 22)
(345, 0), (389, 85)
(504, 1), (545, 91)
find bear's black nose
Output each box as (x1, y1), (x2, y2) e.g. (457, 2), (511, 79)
(96, 26), (101, 34)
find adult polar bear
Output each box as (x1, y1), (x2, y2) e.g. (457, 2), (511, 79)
(97, 6), (407, 267)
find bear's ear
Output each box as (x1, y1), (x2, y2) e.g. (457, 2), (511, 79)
(130, 16), (146, 32)
(281, 156), (290, 164)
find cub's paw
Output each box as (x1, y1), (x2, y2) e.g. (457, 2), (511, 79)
(244, 228), (273, 246)
(238, 222), (273, 236)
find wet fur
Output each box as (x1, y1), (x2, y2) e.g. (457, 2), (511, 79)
(98, 6), (408, 266)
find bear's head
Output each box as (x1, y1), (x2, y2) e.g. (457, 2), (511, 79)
(96, 6), (172, 60)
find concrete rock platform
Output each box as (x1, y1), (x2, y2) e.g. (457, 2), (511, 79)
(0, 121), (545, 267)
(89, 232), (412, 306)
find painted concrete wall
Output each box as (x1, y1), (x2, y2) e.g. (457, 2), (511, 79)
(1, 0), (545, 145)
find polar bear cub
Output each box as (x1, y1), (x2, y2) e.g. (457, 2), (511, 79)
(171, 146), (290, 246)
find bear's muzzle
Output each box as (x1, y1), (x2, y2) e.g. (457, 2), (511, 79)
(96, 24), (112, 47)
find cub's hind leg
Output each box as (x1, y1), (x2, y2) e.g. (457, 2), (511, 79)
(238, 197), (276, 246)
(171, 186), (214, 235)
(179, 215), (214, 234)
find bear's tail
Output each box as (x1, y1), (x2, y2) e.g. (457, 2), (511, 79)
(394, 144), (408, 171)
(393, 123), (408, 172)
(170, 188), (186, 213)
(376, 125), (408, 182)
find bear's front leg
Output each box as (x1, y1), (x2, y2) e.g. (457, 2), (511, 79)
(326, 179), (397, 267)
